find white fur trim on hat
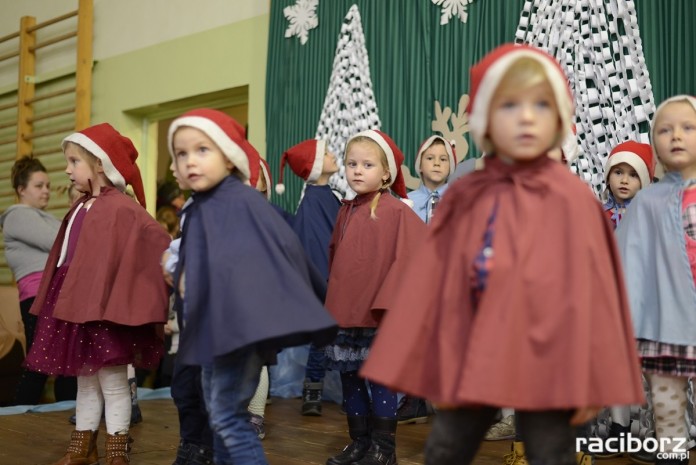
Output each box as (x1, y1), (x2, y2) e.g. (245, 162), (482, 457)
(307, 139), (326, 183)
(605, 151), (651, 189)
(470, 50), (573, 152)
(354, 130), (397, 185)
(168, 115), (251, 181)
(62, 133), (127, 191)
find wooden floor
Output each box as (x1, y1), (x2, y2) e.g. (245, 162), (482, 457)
(1, 397), (691, 464)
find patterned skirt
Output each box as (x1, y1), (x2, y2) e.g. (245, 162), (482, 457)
(24, 264), (164, 377)
(324, 327), (376, 372)
(638, 339), (696, 378)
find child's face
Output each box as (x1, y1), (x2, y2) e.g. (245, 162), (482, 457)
(64, 144), (101, 194)
(172, 127), (233, 192)
(255, 168), (268, 196)
(654, 101), (696, 177)
(487, 79), (560, 163)
(345, 141), (389, 195)
(322, 152), (339, 176)
(18, 170), (50, 210)
(608, 162), (641, 202)
(419, 143), (450, 186)
(169, 160), (191, 191)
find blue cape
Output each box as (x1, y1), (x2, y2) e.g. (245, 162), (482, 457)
(175, 176), (337, 365)
(616, 172), (696, 346)
(292, 184), (341, 281)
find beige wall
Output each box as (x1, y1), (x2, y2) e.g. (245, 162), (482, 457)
(0, 1), (270, 297)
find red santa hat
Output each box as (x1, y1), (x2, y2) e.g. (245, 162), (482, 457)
(650, 95), (696, 162)
(167, 108), (251, 181)
(414, 136), (456, 178)
(259, 158), (272, 200)
(604, 141), (655, 188)
(468, 43), (574, 153)
(62, 123), (146, 208)
(275, 139), (327, 195)
(348, 129), (408, 198)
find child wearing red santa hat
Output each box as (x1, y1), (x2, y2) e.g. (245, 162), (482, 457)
(616, 95), (696, 465)
(360, 43), (644, 465)
(276, 138), (342, 416)
(602, 140), (655, 228)
(168, 108), (336, 465)
(324, 130), (426, 465)
(24, 123), (171, 465)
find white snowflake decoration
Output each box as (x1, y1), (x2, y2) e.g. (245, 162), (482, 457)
(314, 4), (381, 199)
(284, 0), (319, 45)
(515, 0), (655, 197)
(432, 0), (477, 25)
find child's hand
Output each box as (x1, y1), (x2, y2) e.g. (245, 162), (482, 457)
(164, 321), (173, 336)
(570, 407), (601, 425)
(162, 251), (173, 287)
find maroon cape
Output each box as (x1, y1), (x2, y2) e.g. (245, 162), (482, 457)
(325, 191), (427, 327)
(361, 155), (644, 409)
(31, 187), (170, 326)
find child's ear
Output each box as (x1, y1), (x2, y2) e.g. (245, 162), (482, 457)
(96, 159), (105, 174)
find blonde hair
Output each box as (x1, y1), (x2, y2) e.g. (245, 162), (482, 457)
(345, 136), (391, 219)
(483, 57), (562, 153)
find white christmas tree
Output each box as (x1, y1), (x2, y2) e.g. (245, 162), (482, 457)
(515, 0), (655, 197)
(315, 4), (381, 197)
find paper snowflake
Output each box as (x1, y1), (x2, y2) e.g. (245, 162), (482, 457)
(432, 0), (476, 25)
(284, 0), (319, 45)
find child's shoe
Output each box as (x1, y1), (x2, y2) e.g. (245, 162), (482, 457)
(485, 414), (515, 440)
(250, 413), (266, 440)
(628, 449), (656, 464)
(396, 395), (429, 425)
(576, 451), (595, 465)
(301, 379), (323, 416)
(503, 441), (528, 465)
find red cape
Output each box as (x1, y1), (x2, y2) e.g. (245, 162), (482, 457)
(361, 156), (644, 409)
(325, 191), (427, 327)
(31, 187), (170, 326)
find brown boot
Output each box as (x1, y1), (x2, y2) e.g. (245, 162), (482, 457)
(50, 430), (99, 465)
(105, 433), (132, 465)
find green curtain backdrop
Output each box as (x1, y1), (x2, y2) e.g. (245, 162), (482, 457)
(266, 0), (695, 212)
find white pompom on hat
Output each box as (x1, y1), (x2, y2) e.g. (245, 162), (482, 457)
(275, 139), (326, 195)
(467, 43), (574, 154)
(167, 108), (251, 182)
(414, 136), (456, 178)
(62, 123), (146, 208)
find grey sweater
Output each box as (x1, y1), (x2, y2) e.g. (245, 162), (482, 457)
(0, 204), (60, 281)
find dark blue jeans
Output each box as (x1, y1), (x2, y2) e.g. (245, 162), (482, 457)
(201, 347), (267, 465)
(304, 343), (327, 382)
(170, 359), (213, 448)
(425, 407), (577, 465)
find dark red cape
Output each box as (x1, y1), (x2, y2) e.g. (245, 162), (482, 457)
(361, 155), (644, 409)
(325, 192), (427, 327)
(31, 187), (170, 326)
